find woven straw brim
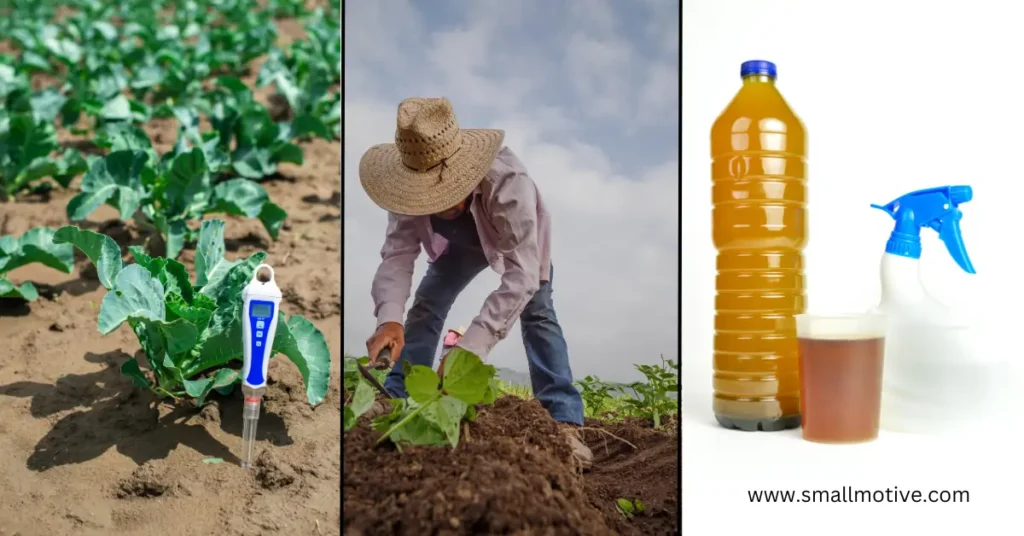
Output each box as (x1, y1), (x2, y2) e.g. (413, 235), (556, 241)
(359, 129), (505, 216)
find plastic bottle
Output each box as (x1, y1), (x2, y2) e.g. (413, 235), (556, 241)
(870, 186), (985, 434)
(711, 60), (807, 431)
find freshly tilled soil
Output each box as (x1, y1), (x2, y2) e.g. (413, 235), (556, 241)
(343, 396), (679, 535)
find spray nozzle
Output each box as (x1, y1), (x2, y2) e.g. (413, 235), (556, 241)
(870, 185), (976, 274)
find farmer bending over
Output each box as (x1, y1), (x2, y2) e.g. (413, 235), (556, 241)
(359, 97), (593, 466)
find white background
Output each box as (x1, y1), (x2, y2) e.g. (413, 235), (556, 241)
(683, 1), (1024, 534)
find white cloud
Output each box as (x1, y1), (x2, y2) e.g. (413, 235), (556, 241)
(344, 0), (678, 383)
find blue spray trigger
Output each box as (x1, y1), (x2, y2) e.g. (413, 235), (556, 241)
(871, 185), (976, 274)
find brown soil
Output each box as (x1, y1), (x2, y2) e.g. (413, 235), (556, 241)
(343, 396), (679, 535)
(0, 16), (342, 536)
(582, 417), (680, 535)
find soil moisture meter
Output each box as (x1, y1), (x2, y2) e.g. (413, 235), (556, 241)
(240, 264), (282, 469)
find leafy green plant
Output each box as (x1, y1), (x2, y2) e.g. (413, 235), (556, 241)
(66, 133), (286, 259)
(0, 114), (88, 200)
(0, 227), (74, 300)
(616, 498), (646, 519)
(52, 219), (331, 405)
(577, 375), (616, 419)
(622, 356), (679, 430)
(344, 349), (499, 448)
(207, 77), (305, 179)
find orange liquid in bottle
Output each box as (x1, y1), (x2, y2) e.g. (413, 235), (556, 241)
(711, 60), (807, 431)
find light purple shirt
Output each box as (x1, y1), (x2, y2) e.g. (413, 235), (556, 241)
(370, 147), (552, 359)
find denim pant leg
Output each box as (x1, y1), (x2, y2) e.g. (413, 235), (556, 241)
(383, 246), (488, 397)
(520, 264), (584, 425)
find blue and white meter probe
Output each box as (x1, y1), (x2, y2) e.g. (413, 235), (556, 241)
(240, 264), (282, 470)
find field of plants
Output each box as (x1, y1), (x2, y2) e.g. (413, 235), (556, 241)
(0, 1), (341, 535)
(343, 352), (679, 535)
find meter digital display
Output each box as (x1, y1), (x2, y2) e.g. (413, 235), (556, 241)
(250, 303), (273, 318)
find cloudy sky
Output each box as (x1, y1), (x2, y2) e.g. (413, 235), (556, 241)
(343, 0), (679, 383)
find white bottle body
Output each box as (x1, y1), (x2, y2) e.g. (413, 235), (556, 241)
(242, 265), (283, 391)
(875, 253), (988, 435)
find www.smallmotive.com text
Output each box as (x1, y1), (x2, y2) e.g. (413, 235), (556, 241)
(747, 487), (969, 503)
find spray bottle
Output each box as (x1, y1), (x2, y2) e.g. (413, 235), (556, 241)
(870, 185), (989, 434)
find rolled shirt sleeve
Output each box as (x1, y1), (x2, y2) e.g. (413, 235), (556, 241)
(457, 169), (542, 358)
(371, 212), (422, 327)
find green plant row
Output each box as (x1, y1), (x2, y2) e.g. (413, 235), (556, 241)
(1, 0), (340, 199)
(574, 356), (679, 429)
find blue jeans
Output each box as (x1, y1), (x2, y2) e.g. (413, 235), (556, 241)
(383, 245), (584, 425)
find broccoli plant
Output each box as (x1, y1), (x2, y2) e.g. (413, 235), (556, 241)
(0, 114), (88, 200)
(622, 356), (679, 430)
(0, 227), (75, 301)
(207, 77), (305, 180)
(65, 130), (286, 259)
(52, 219), (331, 405)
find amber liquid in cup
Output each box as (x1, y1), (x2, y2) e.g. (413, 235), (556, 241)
(798, 335), (885, 443)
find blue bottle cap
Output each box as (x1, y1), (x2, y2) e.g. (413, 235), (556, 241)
(741, 60), (777, 79)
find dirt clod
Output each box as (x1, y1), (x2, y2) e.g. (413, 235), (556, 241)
(49, 311), (77, 332)
(255, 449), (298, 490)
(117, 462), (172, 498)
(198, 403), (220, 424)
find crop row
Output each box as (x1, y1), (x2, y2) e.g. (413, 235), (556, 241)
(343, 354), (680, 448)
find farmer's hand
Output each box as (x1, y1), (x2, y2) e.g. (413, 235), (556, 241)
(366, 322), (404, 366)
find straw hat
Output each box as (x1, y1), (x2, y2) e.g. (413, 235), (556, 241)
(359, 97), (505, 216)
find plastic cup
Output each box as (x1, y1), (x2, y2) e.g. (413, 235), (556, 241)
(795, 313), (886, 444)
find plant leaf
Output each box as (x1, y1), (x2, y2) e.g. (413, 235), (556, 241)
(193, 220), (231, 288)
(96, 122), (152, 151)
(209, 178), (269, 217)
(0, 227), (74, 274)
(0, 276), (38, 301)
(344, 379), (376, 431)
(404, 365), (441, 405)
(100, 94), (132, 121)
(129, 245), (194, 303)
(421, 396), (467, 447)
(66, 150), (149, 221)
(390, 412), (447, 446)
(166, 292), (214, 328)
(53, 225), (123, 290)
(97, 264), (165, 334)
(120, 358), (152, 389)
(164, 148), (210, 215)
(200, 251), (266, 305)
(165, 219), (189, 260)
(182, 368), (237, 406)
(149, 318), (199, 357)
(272, 314), (332, 406)
(440, 348), (496, 405)
(258, 202), (287, 240)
